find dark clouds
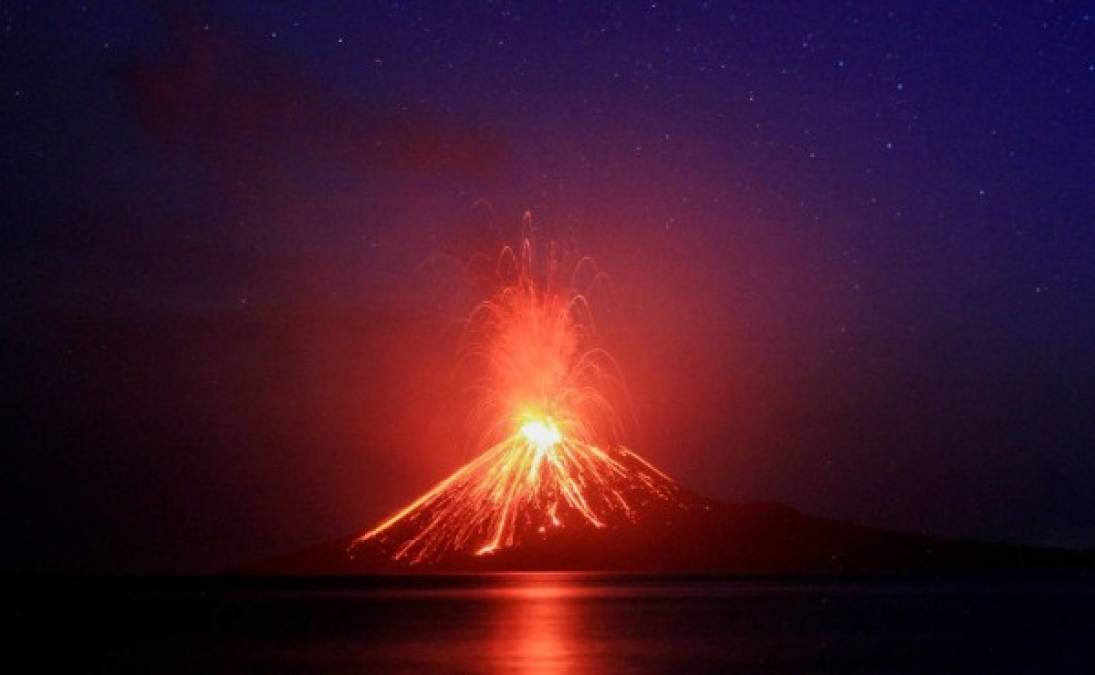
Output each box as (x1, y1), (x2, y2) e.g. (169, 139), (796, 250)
(125, 13), (508, 183)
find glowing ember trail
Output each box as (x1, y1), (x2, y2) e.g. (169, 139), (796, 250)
(350, 215), (686, 566)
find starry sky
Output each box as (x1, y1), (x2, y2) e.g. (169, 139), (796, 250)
(3, 2), (1094, 572)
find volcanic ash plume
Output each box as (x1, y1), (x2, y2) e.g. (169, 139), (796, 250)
(349, 219), (688, 566)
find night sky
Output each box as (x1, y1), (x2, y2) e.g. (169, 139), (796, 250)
(3, 2), (1094, 573)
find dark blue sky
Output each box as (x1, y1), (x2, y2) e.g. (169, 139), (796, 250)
(3, 2), (1094, 572)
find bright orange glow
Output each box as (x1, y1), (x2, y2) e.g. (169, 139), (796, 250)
(487, 575), (586, 675)
(350, 215), (684, 565)
(520, 418), (562, 452)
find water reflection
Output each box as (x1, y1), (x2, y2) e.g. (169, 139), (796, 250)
(486, 574), (599, 674)
(30, 572), (1095, 673)
(178, 573), (1095, 673)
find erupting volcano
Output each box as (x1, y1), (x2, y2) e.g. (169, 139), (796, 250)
(244, 218), (1095, 575)
(348, 216), (690, 566)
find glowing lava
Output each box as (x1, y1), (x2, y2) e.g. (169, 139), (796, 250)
(349, 216), (685, 566)
(521, 417), (561, 452)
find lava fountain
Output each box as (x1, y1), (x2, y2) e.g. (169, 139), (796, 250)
(349, 216), (686, 566)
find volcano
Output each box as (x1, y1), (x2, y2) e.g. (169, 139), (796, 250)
(245, 225), (1094, 574)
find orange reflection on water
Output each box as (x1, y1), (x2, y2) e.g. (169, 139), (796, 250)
(485, 573), (603, 675)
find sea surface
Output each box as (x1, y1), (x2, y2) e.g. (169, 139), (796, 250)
(12, 573), (1095, 673)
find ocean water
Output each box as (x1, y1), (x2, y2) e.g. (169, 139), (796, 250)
(13, 573), (1095, 673)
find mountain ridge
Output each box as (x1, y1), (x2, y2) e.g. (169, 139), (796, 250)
(239, 499), (1095, 575)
